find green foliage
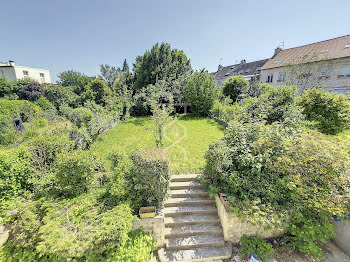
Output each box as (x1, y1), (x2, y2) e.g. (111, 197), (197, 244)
(202, 120), (350, 259)
(0, 147), (33, 202)
(0, 76), (16, 99)
(110, 229), (155, 262)
(100, 64), (121, 87)
(211, 98), (241, 123)
(37, 194), (134, 259)
(53, 151), (102, 197)
(35, 96), (57, 120)
(83, 79), (112, 105)
(183, 70), (219, 116)
(130, 148), (170, 209)
(17, 82), (43, 101)
(43, 84), (80, 109)
(69, 107), (94, 128)
(222, 75), (249, 102)
(133, 42), (192, 91)
(282, 213), (335, 260)
(0, 114), (16, 145)
(298, 88), (350, 134)
(0, 100), (43, 122)
(56, 70), (92, 94)
(239, 235), (274, 261)
(122, 59), (130, 73)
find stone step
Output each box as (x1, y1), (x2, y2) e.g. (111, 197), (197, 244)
(158, 242), (232, 262)
(171, 189), (209, 198)
(170, 181), (203, 190)
(165, 214), (220, 228)
(165, 224), (223, 238)
(165, 234), (225, 250)
(164, 205), (217, 217)
(164, 197), (214, 207)
(171, 174), (199, 182)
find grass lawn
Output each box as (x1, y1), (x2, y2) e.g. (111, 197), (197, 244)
(91, 115), (225, 173)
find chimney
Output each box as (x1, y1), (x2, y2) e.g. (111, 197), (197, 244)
(273, 47), (282, 58)
(218, 64), (223, 71)
(241, 59), (246, 65)
(9, 60), (15, 66)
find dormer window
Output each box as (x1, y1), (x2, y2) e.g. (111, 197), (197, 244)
(256, 67), (261, 71)
(245, 69), (250, 73)
(274, 60), (282, 64)
(320, 49), (328, 53)
(225, 73), (229, 77)
(238, 70), (244, 74)
(344, 44), (350, 49)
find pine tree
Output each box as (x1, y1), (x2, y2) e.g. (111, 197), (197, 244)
(122, 59), (129, 73)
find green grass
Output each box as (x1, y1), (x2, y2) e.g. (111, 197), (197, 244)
(91, 115), (225, 173)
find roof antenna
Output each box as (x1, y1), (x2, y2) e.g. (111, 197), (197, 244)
(279, 41), (285, 49)
(219, 58), (223, 65)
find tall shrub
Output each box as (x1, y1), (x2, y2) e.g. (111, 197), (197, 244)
(183, 70), (219, 116)
(130, 148), (170, 209)
(298, 88), (350, 134)
(222, 75), (249, 102)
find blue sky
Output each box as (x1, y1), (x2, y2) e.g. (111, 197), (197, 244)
(2, 0), (349, 82)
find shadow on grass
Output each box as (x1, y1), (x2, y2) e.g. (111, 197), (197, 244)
(126, 116), (150, 126)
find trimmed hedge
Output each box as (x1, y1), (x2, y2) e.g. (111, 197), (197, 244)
(0, 100), (43, 122)
(130, 148), (170, 209)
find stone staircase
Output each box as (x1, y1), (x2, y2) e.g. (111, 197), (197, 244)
(158, 174), (232, 262)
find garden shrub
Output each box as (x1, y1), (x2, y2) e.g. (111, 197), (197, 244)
(58, 103), (73, 117)
(0, 114), (16, 145)
(202, 120), (350, 259)
(183, 70), (220, 116)
(130, 148), (170, 209)
(35, 96), (57, 120)
(110, 229), (155, 262)
(0, 147), (33, 202)
(0, 76), (17, 99)
(43, 84), (80, 109)
(17, 82), (43, 101)
(82, 79), (112, 106)
(239, 235), (274, 261)
(53, 151), (102, 197)
(37, 193), (134, 260)
(222, 75), (249, 102)
(298, 88), (350, 134)
(211, 98), (241, 123)
(0, 100), (43, 122)
(69, 107), (95, 128)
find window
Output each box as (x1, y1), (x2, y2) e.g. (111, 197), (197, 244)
(277, 72), (286, 82)
(238, 70), (244, 74)
(344, 44), (350, 49)
(224, 73), (230, 77)
(338, 67), (350, 78)
(245, 69), (250, 73)
(23, 70), (29, 76)
(267, 74), (274, 83)
(274, 59), (282, 64)
(40, 73), (45, 78)
(320, 49), (328, 53)
(256, 67), (261, 71)
(291, 57), (297, 61)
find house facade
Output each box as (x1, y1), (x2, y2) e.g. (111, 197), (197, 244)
(0, 60), (51, 84)
(213, 59), (269, 86)
(260, 35), (350, 94)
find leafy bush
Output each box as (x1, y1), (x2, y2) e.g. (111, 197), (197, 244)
(0, 100), (43, 122)
(37, 193), (134, 259)
(222, 75), (249, 102)
(130, 148), (170, 209)
(282, 213), (335, 260)
(35, 96), (57, 120)
(69, 107), (95, 128)
(82, 79), (112, 106)
(0, 76), (16, 99)
(298, 88), (350, 134)
(110, 229), (155, 262)
(183, 70), (219, 116)
(43, 84), (80, 109)
(0, 114), (16, 145)
(211, 98), (241, 123)
(0, 147), (33, 202)
(202, 120), (350, 259)
(17, 82), (43, 101)
(53, 151), (102, 197)
(239, 235), (274, 261)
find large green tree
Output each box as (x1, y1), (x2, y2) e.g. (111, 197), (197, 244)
(100, 64), (121, 87)
(57, 70), (92, 95)
(183, 70), (219, 116)
(133, 42), (192, 91)
(222, 75), (249, 102)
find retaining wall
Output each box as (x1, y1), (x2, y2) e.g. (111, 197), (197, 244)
(133, 215), (165, 248)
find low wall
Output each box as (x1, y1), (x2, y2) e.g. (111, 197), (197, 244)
(133, 215), (165, 248)
(333, 218), (350, 256)
(215, 196), (286, 243)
